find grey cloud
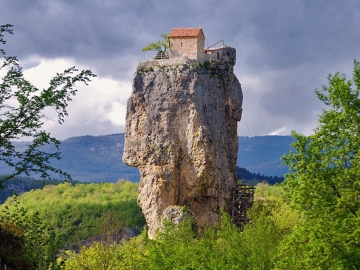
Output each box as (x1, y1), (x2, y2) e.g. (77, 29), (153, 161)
(1, 0), (359, 138)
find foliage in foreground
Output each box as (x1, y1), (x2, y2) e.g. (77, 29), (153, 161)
(0, 180), (144, 269)
(57, 184), (297, 270)
(0, 180), (145, 247)
(277, 60), (360, 269)
(0, 196), (62, 269)
(0, 182), (297, 269)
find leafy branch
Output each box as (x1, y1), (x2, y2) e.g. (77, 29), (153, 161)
(142, 33), (170, 57)
(0, 24), (96, 186)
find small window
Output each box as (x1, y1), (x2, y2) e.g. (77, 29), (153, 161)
(181, 42), (183, 47)
(217, 52), (220, 60)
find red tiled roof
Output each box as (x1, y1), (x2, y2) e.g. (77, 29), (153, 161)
(169, 28), (204, 38)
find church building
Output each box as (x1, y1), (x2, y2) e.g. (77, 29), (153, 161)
(169, 28), (205, 59)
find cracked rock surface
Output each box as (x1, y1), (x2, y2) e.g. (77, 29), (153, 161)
(123, 47), (243, 238)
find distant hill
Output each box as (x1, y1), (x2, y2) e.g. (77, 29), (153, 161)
(48, 134), (139, 182)
(236, 167), (284, 186)
(0, 134), (295, 182)
(237, 136), (295, 177)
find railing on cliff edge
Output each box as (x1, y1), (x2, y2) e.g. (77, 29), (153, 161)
(144, 51), (169, 60)
(231, 184), (255, 230)
(204, 39), (225, 51)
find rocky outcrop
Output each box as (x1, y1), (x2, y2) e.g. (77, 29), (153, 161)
(123, 47), (243, 238)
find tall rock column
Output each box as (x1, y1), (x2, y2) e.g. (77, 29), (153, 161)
(123, 47), (243, 238)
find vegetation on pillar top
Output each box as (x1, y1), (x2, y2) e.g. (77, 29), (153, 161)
(142, 32), (170, 56)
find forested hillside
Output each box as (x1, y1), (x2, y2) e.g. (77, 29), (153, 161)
(1, 181), (293, 269)
(0, 180), (145, 246)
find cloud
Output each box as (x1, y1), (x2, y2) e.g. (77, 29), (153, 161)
(269, 127), (287, 136)
(22, 57), (131, 139)
(1, 0), (359, 139)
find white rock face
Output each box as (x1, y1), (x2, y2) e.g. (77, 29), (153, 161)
(123, 47), (243, 238)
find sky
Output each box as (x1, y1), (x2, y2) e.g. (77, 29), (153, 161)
(1, 0), (359, 139)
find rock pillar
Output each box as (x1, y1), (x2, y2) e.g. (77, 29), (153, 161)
(123, 47), (242, 238)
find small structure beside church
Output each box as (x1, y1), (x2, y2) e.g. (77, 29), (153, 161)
(169, 28), (205, 59)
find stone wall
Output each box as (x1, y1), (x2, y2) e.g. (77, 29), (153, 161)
(170, 36), (205, 59)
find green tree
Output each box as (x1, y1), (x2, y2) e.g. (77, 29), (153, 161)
(0, 24), (96, 187)
(55, 183), (298, 269)
(0, 180), (145, 246)
(142, 33), (170, 59)
(0, 197), (63, 269)
(278, 60), (360, 269)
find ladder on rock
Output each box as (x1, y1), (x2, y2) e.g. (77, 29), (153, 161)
(231, 184), (255, 230)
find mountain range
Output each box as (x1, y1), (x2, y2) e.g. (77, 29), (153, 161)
(0, 134), (295, 182)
